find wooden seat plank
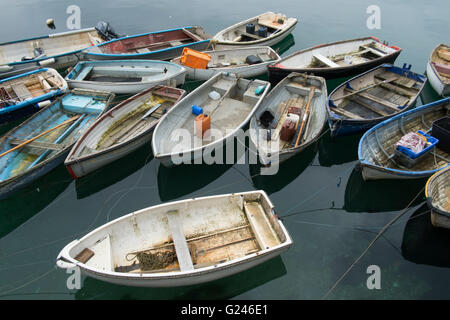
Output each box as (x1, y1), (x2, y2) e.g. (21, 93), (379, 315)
(344, 87), (402, 111)
(167, 210), (194, 271)
(9, 138), (64, 151)
(313, 54), (340, 68)
(11, 83), (31, 100)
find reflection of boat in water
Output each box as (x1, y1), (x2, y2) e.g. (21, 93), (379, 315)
(271, 34), (295, 56)
(318, 131), (362, 167)
(401, 203), (450, 268)
(0, 164), (71, 238)
(344, 167), (426, 212)
(250, 142), (317, 195)
(75, 255), (287, 299)
(75, 143), (152, 199)
(157, 162), (232, 202)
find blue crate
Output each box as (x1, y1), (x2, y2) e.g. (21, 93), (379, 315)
(396, 130), (439, 159)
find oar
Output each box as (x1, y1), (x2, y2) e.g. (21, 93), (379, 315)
(294, 87), (315, 148)
(333, 77), (398, 101)
(0, 115), (81, 158)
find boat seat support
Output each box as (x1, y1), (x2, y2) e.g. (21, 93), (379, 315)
(167, 210), (194, 271)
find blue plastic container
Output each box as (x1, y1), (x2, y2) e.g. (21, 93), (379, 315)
(395, 130), (439, 168)
(258, 26), (268, 38)
(246, 23), (255, 34)
(192, 105), (203, 115)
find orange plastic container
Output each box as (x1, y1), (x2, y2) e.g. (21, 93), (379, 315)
(180, 48), (211, 69)
(195, 114), (211, 138)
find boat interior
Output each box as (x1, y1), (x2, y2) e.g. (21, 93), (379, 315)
(156, 75), (266, 154)
(181, 47), (278, 69)
(255, 75), (326, 152)
(0, 29), (104, 65)
(69, 62), (182, 83)
(0, 69), (65, 107)
(89, 27), (208, 54)
(431, 44), (450, 84)
(428, 168), (450, 213)
(217, 12), (296, 43)
(74, 87), (182, 157)
(69, 192), (286, 274)
(360, 102), (450, 172)
(329, 66), (425, 120)
(0, 90), (111, 182)
(281, 39), (397, 69)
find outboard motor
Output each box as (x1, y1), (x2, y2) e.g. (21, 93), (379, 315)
(95, 21), (125, 41)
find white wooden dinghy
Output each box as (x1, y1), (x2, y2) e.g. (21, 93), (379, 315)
(268, 36), (402, 82)
(212, 12), (297, 50)
(426, 44), (450, 97)
(327, 64), (427, 136)
(425, 166), (450, 229)
(56, 190), (292, 287)
(358, 97), (450, 181)
(65, 60), (186, 94)
(171, 46), (280, 80)
(65, 86), (185, 178)
(249, 73), (327, 165)
(152, 73), (270, 167)
(0, 26), (112, 79)
(0, 68), (67, 125)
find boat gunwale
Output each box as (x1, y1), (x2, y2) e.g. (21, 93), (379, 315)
(425, 166), (450, 218)
(56, 190), (293, 280)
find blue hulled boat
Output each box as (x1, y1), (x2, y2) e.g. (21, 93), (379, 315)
(327, 64), (427, 137)
(0, 89), (114, 199)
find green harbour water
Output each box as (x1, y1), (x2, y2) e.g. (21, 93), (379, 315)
(0, 0), (449, 299)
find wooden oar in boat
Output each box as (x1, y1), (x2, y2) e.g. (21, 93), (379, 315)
(333, 77), (398, 101)
(0, 115), (81, 158)
(294, 87), (315, 148)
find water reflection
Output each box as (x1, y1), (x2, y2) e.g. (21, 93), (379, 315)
(0, 165), (72, 238)
(318, 131), (362, 167)
(75, 256), (287, 300)
(157, 162), (233, 202)
(75, 143), (153, 199)
(250, 143), (317, 195)
(344, 167), (426, 213)
(401, 203), (450, 268)
(271, 34), (295, 56)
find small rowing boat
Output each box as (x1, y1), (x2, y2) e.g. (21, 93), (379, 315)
(249, 73), (327, 165)
(65, 60), (186, 94)
(83, 26), (210, 61)
(56, 190), (292, 287)
(358, 97), (450, 180)
(268, 36), (402, 83)
(65, 86), (185, 178)
(426, 44), (450, 97)
(152, 73), (270, 167)
(327, 64), (427, 136)
(0, 68), (67, 125)
(0, 22), (119, 79)
(212, 12), (297, 50)
(171, 46), (280, 80)
(425, 166), (450, 229)
(0, 89), (114, 199)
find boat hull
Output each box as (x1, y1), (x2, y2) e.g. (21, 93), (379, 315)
(268, 44), (401, 84)
(427, 62), (450, 97)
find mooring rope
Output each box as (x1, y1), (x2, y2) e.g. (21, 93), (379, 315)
(321, 185), (425, 300)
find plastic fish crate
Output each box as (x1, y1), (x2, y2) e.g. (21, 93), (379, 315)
(431, 117), (450, 154)
(394, 130), (439, 168)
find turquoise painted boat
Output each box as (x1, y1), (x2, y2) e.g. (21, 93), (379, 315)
(0, 68), (67, 125)
(0, 89), (114, 199)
